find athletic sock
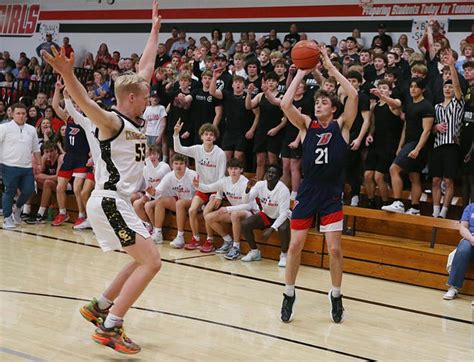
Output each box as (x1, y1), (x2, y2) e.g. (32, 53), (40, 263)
(193, 234), (200, 241)
(97, 294), (113, 310)
(59, 208), (67, 215)
(285, 285), (295, 297)
(23, 204), (31, 214)
(411, 204), (420, 211)
(432, 205), (440, 217)
(233, 241), (240, 248)
(439, 206), (449, 218)
(38, 207), (46, 216)
(154, 227), (162, 233)
(223, 234), (232, 242)
(79, 212), (86, 218)
(103, 313), (123, 329)
(331, 287), (341, 298)
(206, 236), (213, 241)
(177, 231), (184, 238)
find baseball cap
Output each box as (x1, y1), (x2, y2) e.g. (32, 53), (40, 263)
(150, 90), (159, 97)
(216, 53), (227, 61)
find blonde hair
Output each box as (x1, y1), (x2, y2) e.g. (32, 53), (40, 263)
(114, 72), (148, 99)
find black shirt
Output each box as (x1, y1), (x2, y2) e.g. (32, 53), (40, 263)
(403, 97), (435, 144)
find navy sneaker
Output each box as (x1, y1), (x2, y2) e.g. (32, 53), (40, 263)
(328, 290), (344, 323)
(280, 293), (296, 323)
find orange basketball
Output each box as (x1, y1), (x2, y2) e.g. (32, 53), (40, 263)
(291, 40), (320, 70)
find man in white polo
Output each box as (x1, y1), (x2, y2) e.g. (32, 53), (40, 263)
(0, 103), (41, 228)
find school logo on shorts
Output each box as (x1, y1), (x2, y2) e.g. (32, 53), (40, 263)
(317, 132), (332, 146)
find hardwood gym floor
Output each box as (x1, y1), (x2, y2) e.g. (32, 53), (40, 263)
(1, 223), (472, 361)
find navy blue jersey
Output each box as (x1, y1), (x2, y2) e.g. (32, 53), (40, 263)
(301, 120), (347, 188)
(65, 117), (90, 157)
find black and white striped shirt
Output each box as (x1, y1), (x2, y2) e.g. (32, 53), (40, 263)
(434, 97), (464, 148)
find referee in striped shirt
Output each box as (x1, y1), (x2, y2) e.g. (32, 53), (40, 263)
(430, 48), (464, 219)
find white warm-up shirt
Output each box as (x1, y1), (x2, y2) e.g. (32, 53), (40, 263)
(173, 135), (226, 186)
(245, 180), (290, 230)
(198, 175), (259, 213)
(0, 120), (40, 168)
(155, 168), (197, 200)
(144, 105), (167, 137)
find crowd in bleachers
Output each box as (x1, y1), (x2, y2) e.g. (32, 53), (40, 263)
(0, 20), (473, 228)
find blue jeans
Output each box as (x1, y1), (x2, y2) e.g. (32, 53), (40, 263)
(1, 165), (35, 218)
(448, 238), (474, 289)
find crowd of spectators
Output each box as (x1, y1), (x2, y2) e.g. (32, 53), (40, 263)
(1, 21), (473, 223)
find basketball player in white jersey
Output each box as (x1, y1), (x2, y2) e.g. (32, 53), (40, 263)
(42, 1), (162, 354)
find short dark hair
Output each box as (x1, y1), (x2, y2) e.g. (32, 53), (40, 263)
(172, 153), (188, 164)
(266, 163), (283, 178)
(314, 89), (341, 109)
(385, 67), (400, 79)
(264, 71), (279, 82)
(147, 144), (161, 155)
(463, 60), (474, 69)
(410, 77), (427, 90)
(245, 58), (261, 73)
(377, 79), (393, 89)
(346, 71), (362, 83)
(199, 123), (220, 139)
(42, 141), (58, 151)
(227, 158), (243, 169)
(11, 103), (27, 112)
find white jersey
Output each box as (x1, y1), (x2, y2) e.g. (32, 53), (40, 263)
(94, 110), (146, 198)
(142, 159), (171, 188)
(245, 180), (290, 230)
(143, 105), (167, 136)
(155, 168), (197, 200)
(64, 99), (100, 162)
(198, 175), (259, 213)
(173, 134), (226, 186)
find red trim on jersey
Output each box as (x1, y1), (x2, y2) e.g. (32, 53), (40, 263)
(86, 171), (95, 182)
(320, 211), (344, 226)
(195, 191), (215, 203)
(291, 217), (314, 230)
(258, 211), (271, 227)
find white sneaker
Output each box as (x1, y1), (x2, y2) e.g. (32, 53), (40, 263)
(151, 230), (163, 244)
(73, 218), (92, 230)
(12, 206), (22, 224)
(278, 253), (287, 268)
(170, 236), (185, 249)
(350, 195), (359, 207)
(381, 201), (405, 213)
(405, 208), (420, 215)
(2, 215), (16, 229)
(241, 249), (261, 262)
(443, 287), (459, 300)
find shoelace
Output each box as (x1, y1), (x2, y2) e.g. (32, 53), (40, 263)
(114, 327), (133, 344)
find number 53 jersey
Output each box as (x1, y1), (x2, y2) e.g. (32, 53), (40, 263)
(94, 110), (147, 198)
(300, 120), (348, 193)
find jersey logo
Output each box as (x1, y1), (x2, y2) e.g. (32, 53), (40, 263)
(69, 127), (80, 136)
(316, 132), (332, 146)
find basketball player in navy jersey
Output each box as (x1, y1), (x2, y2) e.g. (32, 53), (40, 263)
(280, 45), (358, 324)
(42, 1), (162, 354)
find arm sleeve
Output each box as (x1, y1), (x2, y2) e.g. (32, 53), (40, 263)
(172, 134), (197, 157)
(31, 130), (41, 153)
(198, 179), (223, 193)
(271, 189), (290, 230)
(243, 182), (260, 204)
(227, 203), (252, 212)
(155, 173), (171, 197)
(217, 151), (227, 179)
(64, 99), (89, 128)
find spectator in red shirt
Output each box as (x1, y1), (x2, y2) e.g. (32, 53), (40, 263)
(62, 37), (74, 58)
(466, 24), (474, 44)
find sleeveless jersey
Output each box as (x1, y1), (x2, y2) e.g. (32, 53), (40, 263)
(373, 102), (403, 151)
(94, 110), (146, 198)
(44, 158), (58, 176)
(65, 117), (90, 157)
(301, 120), (347, 188)
(256, 93), (283, 135)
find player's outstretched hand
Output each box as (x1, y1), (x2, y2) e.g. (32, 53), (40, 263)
(174, 118), (183, 136)
(151, 0), (162, 31)
(41, 47), (75, 76)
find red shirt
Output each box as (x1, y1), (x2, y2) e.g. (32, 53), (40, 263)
(466, 34), (474, 44)
(36, 116), (65, 133)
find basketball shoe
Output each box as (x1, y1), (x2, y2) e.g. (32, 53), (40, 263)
(92, 322), (141, 354)
(328, 290), (344, 323)
(280, 292), (296, 323)
(80, 298), (110, 326)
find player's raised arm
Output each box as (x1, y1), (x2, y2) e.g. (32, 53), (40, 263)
(320, 44), (358, 131)
(138, 0), (162, 83)
(280, 68), (312, 132)
(42, 47), (120, 135)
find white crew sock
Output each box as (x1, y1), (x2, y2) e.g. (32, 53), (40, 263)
(331, 287), (341, 298)
(223, 234), (232, 242)
(38, 207), (47, 216)
(23, 204), (31, 214)
(285, 285), (295, 297)
(439, 206), (449, 218)
(59, 208), (67, 215)
(432, 205), (440, 217)
(103, 313), (123, 329)
(97, 294), (113, 310)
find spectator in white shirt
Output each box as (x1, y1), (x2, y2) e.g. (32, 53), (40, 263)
(146, 153), (196, 246)
(241, 164), (291, 267)
(0, 103), (41, 228)
(173, 121), (227, 252)
(143, 91), (167, 147)
(193, 158), (259, 260)
(133, 144), (171, 228)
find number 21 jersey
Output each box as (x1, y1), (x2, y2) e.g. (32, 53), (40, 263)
(301, 120), (347, 189)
